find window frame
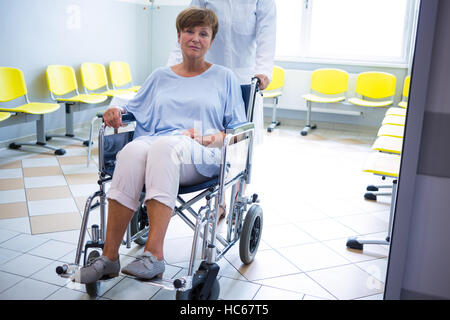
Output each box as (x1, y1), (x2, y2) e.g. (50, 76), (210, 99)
(275, 0), (420, 68)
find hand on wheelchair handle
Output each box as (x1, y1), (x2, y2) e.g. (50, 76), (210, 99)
(103, 106), (123, 129)
(254, 74), (268, 90)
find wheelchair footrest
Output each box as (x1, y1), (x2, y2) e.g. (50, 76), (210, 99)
(140, 276), (193, 292)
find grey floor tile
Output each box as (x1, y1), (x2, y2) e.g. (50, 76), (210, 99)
(0, 253), (54, 277)
(101, 277), (160, 300)
(0, 278), (60, 300)
(0, 247), (22, 265)
(28, 240), (77, 260)
(0, 270), (25, 293)
(0, 233), (49, 253)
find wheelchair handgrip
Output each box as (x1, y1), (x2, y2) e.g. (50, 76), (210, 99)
(226, 122), (254, 134)
(121, 112), (136, 123)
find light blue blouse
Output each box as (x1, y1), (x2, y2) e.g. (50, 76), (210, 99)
(123, 64), (246, 178)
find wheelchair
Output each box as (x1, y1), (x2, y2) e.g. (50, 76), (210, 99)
(56, 78), (264, 300)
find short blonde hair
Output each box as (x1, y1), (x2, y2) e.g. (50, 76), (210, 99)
(176, 7), (219, 40)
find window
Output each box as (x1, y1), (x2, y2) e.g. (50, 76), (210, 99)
(275, 0), (419, 65)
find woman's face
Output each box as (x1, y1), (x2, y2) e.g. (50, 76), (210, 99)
(178, 25), (213, 61)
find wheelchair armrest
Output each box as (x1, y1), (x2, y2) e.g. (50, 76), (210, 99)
(225, 122), (254, 135)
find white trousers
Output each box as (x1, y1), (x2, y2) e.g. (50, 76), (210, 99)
(107, 135), (209, 212)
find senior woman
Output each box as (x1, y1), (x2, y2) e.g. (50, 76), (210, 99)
(75, 7), (246, 284)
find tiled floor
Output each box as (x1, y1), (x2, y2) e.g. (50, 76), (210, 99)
(0, 120), (393, 300)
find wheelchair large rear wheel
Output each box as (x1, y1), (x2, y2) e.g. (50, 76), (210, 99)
(130, 202), (149, 246)
(239, 204), (263, 264)
(85, 250), (101, 297)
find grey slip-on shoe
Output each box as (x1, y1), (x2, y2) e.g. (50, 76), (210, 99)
(72, 256), (120, 284)
(121, 251), (165, 280)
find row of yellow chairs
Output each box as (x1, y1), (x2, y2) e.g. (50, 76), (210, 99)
(0, 62), (140, 155)
(262, 66), (410, 136)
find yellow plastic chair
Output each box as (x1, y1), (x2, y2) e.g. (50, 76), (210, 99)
(349, 72), (396, 108)
(81, 62), (135, 97)
(346, 152), (400, 250)
(0, 111), (11, 122)
(263, 66), (285, 132)
(385, 75), (411, 117)
(109, 61), (141, 92)
(301, 68), (349, 136)
(0, 67), (65, 155)
(46, 65), (108, 146)
(372, 135), (403, 155)
(377, 124), (404, 139)
(382, 114), (405, 126)
(398, 75), (410, 109)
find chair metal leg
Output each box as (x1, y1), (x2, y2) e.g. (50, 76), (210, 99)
(267, 97), (280, 132)
(8, 115), (66, 155)
(346, 180), (398, 250)
(46, 103), (90, 146)
(301, 101), (317, 136)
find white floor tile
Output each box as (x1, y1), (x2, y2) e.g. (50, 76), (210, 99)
(218, 276), (261, 300)
(22, 157), (59, 168)
(356, 259), (388, 283)
(294, 219), (358, 241)
(27, 198), (78, 216)
(256, 273), (336, 300)
(24, 175), (67, 188)
(0, 217), (31, 234)
(278, 242), (351, 272)
(60, 163), (98, 175)
(68, 184), (100, 197)
(307, 264), (384, 300)
(0, 168), (23, 179)
(262, 223), (316, 249)
(0, 189), (26, 204)
(0, 229), (20, 244)
(38, 230), (82, 244)
(253, 285), (303, 300)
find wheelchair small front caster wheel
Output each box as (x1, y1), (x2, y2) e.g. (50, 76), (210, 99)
(300, 130), (308, 136)
(83, 140), (91, 147)
(267, 127), (273, 132)
(85, 250), (101, 297)
(176, 273), (220, 300)
(239, 204), (263, 264)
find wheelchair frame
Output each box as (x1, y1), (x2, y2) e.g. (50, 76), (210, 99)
(56, 78), (263, 300)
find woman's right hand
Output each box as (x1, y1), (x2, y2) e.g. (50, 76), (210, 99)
(103, 106), (123, 129)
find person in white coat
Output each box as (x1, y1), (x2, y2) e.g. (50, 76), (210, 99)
(167, 0), (277, 145)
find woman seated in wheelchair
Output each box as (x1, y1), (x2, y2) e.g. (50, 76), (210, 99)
(75, 7), (246, 284)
